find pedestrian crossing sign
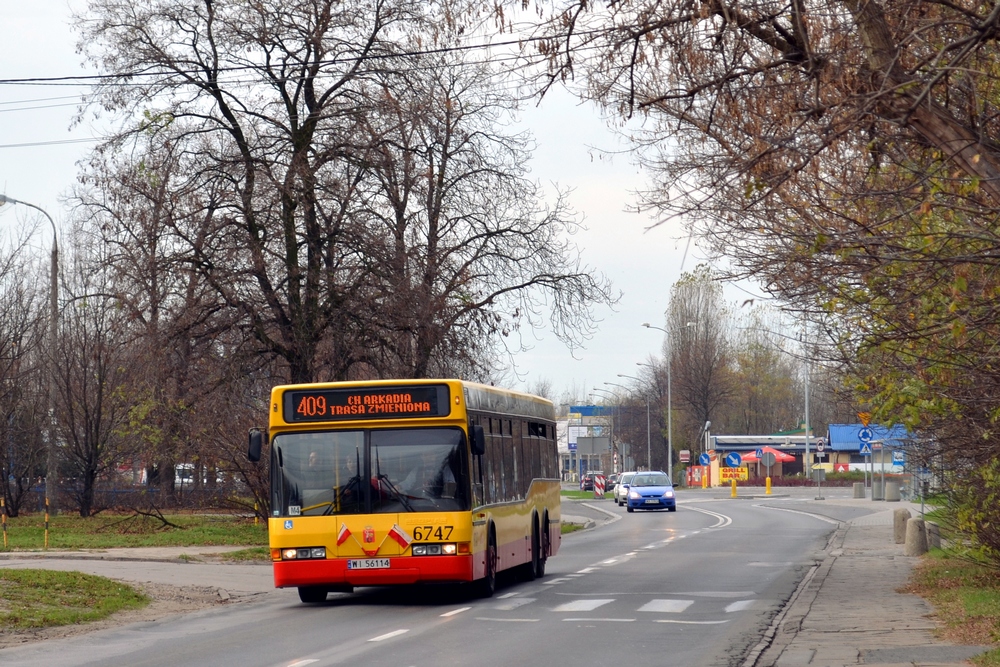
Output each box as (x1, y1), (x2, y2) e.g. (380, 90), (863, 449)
(860, 443), (872, 455)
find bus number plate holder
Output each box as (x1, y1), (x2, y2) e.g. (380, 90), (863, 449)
(347, 558), (390, 570)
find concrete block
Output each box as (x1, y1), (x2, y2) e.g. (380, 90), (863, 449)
(853, 482), (866, 498)
(872, 481), (884, 501)
(885, 481), (901, 501)
(893, 508), (911, 544)
(925, 521), (941, 549)
(905, 518), (928, 556)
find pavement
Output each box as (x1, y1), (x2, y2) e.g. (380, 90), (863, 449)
(1, 490), (996, 666)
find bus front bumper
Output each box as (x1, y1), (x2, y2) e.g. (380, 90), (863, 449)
(273, 554), (474, 588)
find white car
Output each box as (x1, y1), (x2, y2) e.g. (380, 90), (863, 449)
(614, 471), (636, 506)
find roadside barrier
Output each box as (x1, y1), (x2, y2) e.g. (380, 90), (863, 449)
(904, 517), (928, 556)
(893, 508), (911, 544)
(594, 475), (605, 498)
(1, 497), (6, 548)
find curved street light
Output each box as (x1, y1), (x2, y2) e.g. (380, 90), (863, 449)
(0, 194), (59, 512)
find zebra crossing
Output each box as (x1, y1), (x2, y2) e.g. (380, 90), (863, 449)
(478, 594), (765, 622)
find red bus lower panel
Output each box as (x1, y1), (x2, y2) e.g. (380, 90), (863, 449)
(273, 555), (474, 588)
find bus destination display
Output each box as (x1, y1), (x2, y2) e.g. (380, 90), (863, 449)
(283, 385), (450, 422)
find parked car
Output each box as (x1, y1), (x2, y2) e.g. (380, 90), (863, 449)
(625, 471), (676, 512)
(580, 471), (605, 491)
(614, 471), (636, 506)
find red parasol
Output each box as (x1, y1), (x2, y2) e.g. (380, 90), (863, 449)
(740, 446), (796, 463)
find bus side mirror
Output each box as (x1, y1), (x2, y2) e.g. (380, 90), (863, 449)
(248, 428), (264, 462)
(471, 425), (486, 456)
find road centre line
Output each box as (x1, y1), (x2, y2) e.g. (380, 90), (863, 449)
(562, 618), (635, 622)
(286, 661), (318, 667)
(440, 607), (471, 617)
(684, 506), (733, 528)
(497, 591), (520, 598)
(753, 504), (841, 525)
(475, 617), (539, 622)
(655, 619), (730, 624)
(368, 629), (409, 642)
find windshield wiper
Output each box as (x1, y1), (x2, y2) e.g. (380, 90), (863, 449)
(375, 451), (414, 512)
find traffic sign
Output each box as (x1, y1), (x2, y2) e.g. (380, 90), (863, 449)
(815, 438), (826, 453)
(725, 452), (742, 467)
(858, 427), (874, 443)
(892, 450), (905, 464)
(755, 448), (764, 460)
(699, 452), (711, 466)
(860, 443), (872, 455)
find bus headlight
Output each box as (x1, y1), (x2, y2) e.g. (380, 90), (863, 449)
(412, 543), (458, 556)
(279, 547), (326, 560)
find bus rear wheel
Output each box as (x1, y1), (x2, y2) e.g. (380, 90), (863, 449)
(298, 586), (329, 603)
(534, 514), (548, 579)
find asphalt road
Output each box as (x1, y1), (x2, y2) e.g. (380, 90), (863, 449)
(0, 490), (881, 667)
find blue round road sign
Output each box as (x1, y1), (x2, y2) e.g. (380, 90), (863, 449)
(699, 452), (711, 466)
(725, 452), (742, 467)
(858, 427), (874, 443)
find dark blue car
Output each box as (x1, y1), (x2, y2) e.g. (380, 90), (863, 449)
(625, 472), (676, 512)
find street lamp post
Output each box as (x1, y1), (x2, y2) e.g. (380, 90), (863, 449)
(641, 322), (694, 483)
(604, 381), (634, 471)
(617, 374), (650, 471)
(0, 195), (59, 513)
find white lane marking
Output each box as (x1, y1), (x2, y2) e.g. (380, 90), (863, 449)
(475, 617), (539, 622)
(677, 591), (756, 598)
(497, 592), (520, 599)
(576, 567), (597, 573)
(287, 661), (318, 667)
(655, 619), (729, 625)
(726, 600), (756, 612)
(494, 597), (536, 611)
(602, 558), (619, 564)
(440, 607), (471, 617)
(753, 504), (841, 525)
(685, 506), (733, 528)
(562, 618), (635, 622)
(554, 599), (615, 612)
(626, 552), (637, 556)
(638, 599), (694, 613)
(544, 577), (572, 584)
(368, 629), (409, 642)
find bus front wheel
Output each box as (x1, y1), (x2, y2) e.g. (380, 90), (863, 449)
(475, 529), (497, 598)
(298, 586), (329, 603)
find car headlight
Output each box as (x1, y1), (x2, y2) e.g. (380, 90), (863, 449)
(663, 490), (674, 498)
(629, 490), (640, 499)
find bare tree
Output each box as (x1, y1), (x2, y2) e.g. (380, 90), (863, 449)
(357, 57), (615, 379)
(665, 266), (734, 444)
(53, 236), (144, 516)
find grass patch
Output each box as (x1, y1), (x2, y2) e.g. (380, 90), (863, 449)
(0, 569), (149, 630)
(218, 546), (271, 562)
(0, 512), (267, 551)
(561, 490), (609, 501)
(904, 552), (1000, 665)
(561, 523), (584, 535)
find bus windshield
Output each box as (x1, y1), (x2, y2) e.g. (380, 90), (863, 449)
(272, 427), (470, 517)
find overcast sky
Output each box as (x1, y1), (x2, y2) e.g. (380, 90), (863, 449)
(2, 2), (751, 403)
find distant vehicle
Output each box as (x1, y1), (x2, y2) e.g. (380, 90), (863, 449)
(625, 472), (676, 512)
(605, 473), (619, 495)
(614, 471), (636, 506)
(580, 471), (605, 491)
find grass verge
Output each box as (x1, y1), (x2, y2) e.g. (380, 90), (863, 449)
(904, 551), (1000, 666)
(0, 512), (267, 551)
(0, 569), (149, 630)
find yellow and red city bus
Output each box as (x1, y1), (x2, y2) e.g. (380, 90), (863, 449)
(247, 379), (561, 602)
